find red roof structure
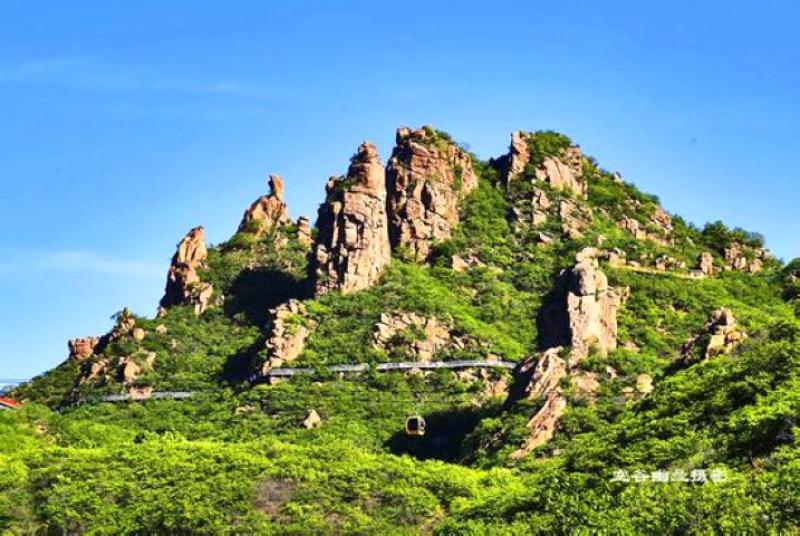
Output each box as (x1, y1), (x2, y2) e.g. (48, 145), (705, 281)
(0, 397), (20, 410)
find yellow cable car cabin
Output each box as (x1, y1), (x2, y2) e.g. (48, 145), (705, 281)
(405, 415), (426, 437)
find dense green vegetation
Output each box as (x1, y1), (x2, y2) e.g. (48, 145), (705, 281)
(4, 131), (798, 534)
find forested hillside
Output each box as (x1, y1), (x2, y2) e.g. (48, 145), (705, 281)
(3, 127), (798, 534)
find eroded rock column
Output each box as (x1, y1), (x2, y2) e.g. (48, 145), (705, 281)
(311, 142), (391, 295)
(386, 126), (478, 260)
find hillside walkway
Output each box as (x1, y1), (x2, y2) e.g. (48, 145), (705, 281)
(250, 359), (517, 383)
(63, 360), (517, 406)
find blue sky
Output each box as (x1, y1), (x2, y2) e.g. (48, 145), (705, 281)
(1, 1), (798, 379)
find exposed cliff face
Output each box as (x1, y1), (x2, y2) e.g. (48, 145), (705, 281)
(386, 126), (478, 260)
(311, 142), (391, 296)
(296, 216), (312, 246)
(160, 226), (214, 315)
(238, 175), (292, 236)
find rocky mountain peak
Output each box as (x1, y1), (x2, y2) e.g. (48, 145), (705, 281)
(311, 142), (391, 296)
(160, 226), (213, 314)
(386, 125), (478, 260)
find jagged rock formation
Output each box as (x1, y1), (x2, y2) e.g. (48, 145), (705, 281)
(68, 337), (101, 362)
(296, 216), (312, 246)
(160, 227), (214, 315)
(724, 242), (767, 273)
(311, 142), (391, 295)
(505, 131), (531, 184)
(698, 252), (717, 276)
(503, 131), (586, 198)
(509, 348), (568, 460)
(386, 126), (478, 260)
(681, 308), (746, 363)
(616, 206), (674, 246)
(373, 312), (457, 362)
(238, 175), (292, 236)
(261, 300), (314, 373)
(535, 149), (587, 198)
(509, 249), (629, 459)
(539, 249), (629, 362)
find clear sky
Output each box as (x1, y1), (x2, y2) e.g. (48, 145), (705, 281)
(1, 1), (798, 379)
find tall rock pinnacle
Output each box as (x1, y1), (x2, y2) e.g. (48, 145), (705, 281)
(311, 142), (391, 296)
(386, 126), (478, 260)
(160, 226), (214, 315)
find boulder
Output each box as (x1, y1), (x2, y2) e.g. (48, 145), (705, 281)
(238, 175), (292, 236)
(451, 254), (485, 272)
(386, 126), (478, 260)
(571, 372), (600, 400)
(311, 142), (392, 295)
(302, 409), (322, 429)
(160, 226), (214, 315)
(636, 374), (654, 394)
(118, 358), (142, 383)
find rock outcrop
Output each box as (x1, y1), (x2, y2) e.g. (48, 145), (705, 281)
(68, 337), (101, 362)
(681, 308), (746, 363)
(505, 131), (532, 184)
(724, 242), (767, 273)
(539, 249), (628, 362)
(617, 206), (673, 246)
(386, 126), (479, 260)
(502, 131), (586, 198)
(535, 151), (587, 198)
(698, 252), (717, 276)
(311, 142), (391, 295)
(373, 312), (456, 362)
(296, 216), (312, 246)
(508, 348), (568, 460)
(261, 300), (314, 373)
(238, 175), (292, 236)
(160, 227), (214, 315)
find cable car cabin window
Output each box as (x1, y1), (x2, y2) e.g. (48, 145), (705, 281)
(405, 416), (426, 436)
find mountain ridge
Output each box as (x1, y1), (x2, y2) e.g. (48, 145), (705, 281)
(4, 125), (798, 534)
